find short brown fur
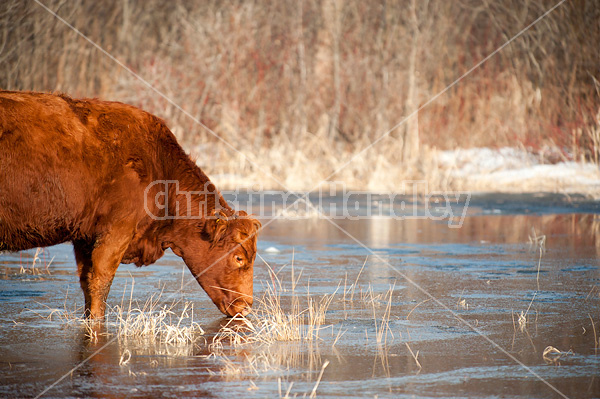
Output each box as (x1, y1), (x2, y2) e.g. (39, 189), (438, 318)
(0, 91), (260, 318)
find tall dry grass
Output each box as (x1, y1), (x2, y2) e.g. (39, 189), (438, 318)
(1, 0), (599, 190)
(211, 263), (335, 349)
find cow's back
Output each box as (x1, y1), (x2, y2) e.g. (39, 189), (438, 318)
(0, 91), (152, 251)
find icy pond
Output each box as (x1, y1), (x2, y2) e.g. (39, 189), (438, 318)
(1, 193), (599, 398)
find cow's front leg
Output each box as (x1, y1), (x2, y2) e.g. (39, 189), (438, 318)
(75, 223), (135, 319)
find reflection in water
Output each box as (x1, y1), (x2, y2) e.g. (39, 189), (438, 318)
(263, 212), (600, 257)
(211, 341), (325, 379)
(70, 326), (219, 398)
(251, 210), (600, 397)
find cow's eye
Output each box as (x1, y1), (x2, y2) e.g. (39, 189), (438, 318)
(234, 255), (244, 266)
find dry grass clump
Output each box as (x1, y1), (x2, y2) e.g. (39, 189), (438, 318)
(341, 258), (400, 327)
(371, 284), (395, 346)
(102, 280), (204, 345)
(108, 297), (203, 345)
(25, 286), (83, 324)
(19, 247), (53, 276)
(27, 279), (204, 347)
(512, 292), (537, 334)
(542, 346), (573, 364)
(211, 267), (336, 349)
(208, 256), (339, 389)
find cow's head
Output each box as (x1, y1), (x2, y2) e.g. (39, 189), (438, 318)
(168, 210), (261, 317)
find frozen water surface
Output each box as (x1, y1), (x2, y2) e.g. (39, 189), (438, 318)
(0, 193), (599, 398)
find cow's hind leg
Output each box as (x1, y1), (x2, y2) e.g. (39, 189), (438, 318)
(74, 240), (94, 317)
(74, 223), (135, 319)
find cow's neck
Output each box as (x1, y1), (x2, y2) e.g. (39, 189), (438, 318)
(163, 160), (232, 221)
(157, 131), (233, 219)
(131, 133), (233, 261)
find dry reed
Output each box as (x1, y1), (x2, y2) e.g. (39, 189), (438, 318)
(589, 314), (598, 355)
(456, 289), (469, 310)
(309, 360), (329, 398)
(528, 227), (547, 290)
(511, 229), (546, 334)
(405, 342), (422, 370)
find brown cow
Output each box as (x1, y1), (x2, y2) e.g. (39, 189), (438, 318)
(0, 90), (260, 318)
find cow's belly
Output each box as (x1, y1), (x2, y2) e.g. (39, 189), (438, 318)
(0, 148), (91, 251)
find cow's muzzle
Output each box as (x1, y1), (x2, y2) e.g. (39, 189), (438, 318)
(223, 299), (252, 317)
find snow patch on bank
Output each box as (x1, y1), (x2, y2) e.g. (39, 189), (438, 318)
(438, 147), (600, 193)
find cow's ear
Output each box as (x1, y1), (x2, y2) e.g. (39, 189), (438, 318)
(252, 219), (262, 233)
(204, 210), (228, 247)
